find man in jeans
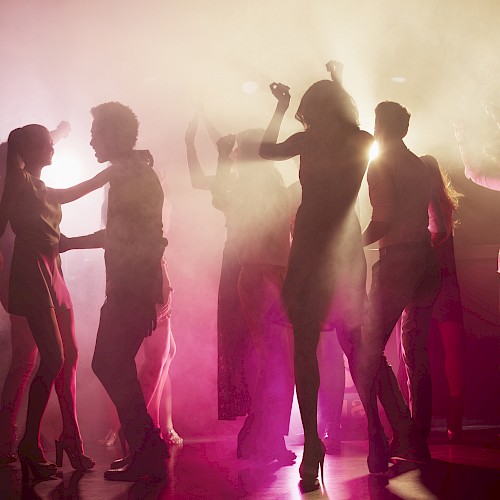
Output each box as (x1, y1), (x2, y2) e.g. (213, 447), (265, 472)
(63, 103), (168, 481)
(358, 101), (441, 474)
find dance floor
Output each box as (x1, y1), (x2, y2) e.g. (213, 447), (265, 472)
(1, 428), (500, 500)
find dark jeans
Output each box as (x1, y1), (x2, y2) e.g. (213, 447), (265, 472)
(358, 243), (440, 439)
(92, 296), (154, 453)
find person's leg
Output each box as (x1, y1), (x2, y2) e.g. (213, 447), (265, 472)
(0, 315), (37, 459)
(438, 320), (466, 439)
(317, 330), (345, 453)
(53, 308), (80, 442)
(140, 319), (170, 426)
(52, 308), (95, 470)
(237, 266), (294, 459)
(91, 299), (154, 455)
(21, 308), (64, 461)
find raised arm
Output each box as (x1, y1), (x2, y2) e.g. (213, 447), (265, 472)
(46, 166), (113, 205)
(260, 82), (301, 161)
(185, 114), (215, 190)
(211, 134), (236, 211)
(454, 120), (500, 191)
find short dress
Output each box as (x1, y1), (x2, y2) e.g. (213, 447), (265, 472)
(5, 168), (72, 315)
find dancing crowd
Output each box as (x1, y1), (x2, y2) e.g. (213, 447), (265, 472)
(0, 61), (496, 490)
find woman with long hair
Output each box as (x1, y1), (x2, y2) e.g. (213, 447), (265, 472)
(213, 129), (295, 463)
(0, 124), (111, 481)
(398, 155), (466, 441)
(260, 80), (372, 489)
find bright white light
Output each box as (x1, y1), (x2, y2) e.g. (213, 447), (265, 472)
(391, 76), (406, 83)
(41, 149), (84, 188)
(242, 81), (258, 94)
(369, 142), (379, 161)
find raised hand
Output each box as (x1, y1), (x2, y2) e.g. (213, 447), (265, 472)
(217, 134), (236, 157)
(270, 82), (291, 110)
(185, 114), (199, 144)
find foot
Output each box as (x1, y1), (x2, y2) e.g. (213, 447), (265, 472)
(367, 432), (389, 474)
(104, 432), (167, 482)
(389, 430), (431, 465)
(299, 438), (325, 490)
(56, 436), (95, 471)
(166, 429), (183, 446)
(323, 431), (341, 455)
(0, 454), (17, 466)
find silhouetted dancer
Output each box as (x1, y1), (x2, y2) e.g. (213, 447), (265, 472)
(260, 78), (372, 490)
(396, 154), (466, 443)
(0, 124), (111, 481)
(61, 102), (168, 481)
(212, 130), (295, 463)
(185, 111), (253, 420)
(359, 101), (440, 474)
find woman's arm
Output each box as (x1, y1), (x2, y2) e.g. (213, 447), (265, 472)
(260, 82), (301, 161)
(211, 135), (235, 211)
(185, 115), (215, 190)
(454, 120), (500, 191)
(46, 167), (113, 205)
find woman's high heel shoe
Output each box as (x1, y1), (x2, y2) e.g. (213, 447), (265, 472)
(55, 438), (95, 471)
(299, 438), (325, 492)
(18, 446), (57, 483)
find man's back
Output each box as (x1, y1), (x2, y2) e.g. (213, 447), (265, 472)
(368, 143), (431, 249)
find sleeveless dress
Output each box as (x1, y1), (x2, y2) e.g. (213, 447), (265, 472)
(282, 130), (372, 330)
(5, 168), (72, 315)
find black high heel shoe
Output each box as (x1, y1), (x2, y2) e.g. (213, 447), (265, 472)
(367, 432), (389, 474)
(299, 438), (325, 492)
(55, 437), (95, 471)
(18, 445), (57, 483)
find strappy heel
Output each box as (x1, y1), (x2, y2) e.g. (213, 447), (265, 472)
(55, 437), (95, 471)
(18, 445), (57, 483)
(299, 438), (325, 492)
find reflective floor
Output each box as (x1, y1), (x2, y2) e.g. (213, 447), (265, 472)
(1, 429), (500, 499)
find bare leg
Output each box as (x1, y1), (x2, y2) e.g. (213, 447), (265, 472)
(0, 315), (37, 457)
(21, 308), (64, 460)
(53, 308), (80, 442)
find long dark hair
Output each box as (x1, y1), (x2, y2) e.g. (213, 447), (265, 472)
(295, 80), (359, 133)
(6, 124), (49, 173)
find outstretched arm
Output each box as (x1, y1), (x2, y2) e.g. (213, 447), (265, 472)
(260, 82), (301, 161)
(185, 114), (215, 190)
(454, 120), (500, 191)
(59, 229), (106, 252)
(46, 167), (113, 205)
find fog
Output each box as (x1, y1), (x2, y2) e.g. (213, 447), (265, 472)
(0, 0), (499, 440)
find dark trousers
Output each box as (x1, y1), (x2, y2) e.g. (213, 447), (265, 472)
(357, 243), (440, 439)
(92, 296), (154, 453)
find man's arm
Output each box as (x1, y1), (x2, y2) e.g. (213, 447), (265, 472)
(362, 160), (394, 246)
(59, 229), (105, 252)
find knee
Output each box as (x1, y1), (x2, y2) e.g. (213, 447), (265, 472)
(41, 351), (64, 381)
(63, 344), (79, 369)
(92, 351), (110, 383)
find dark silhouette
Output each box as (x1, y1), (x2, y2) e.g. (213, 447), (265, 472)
(359, 101), (441, 473)
(0, 122), (73, 467)
(0, 124), (110, 482)
(397, 155), (467, 442)
(260, 78), (372, 489)
(185, 112), (253, 421)
(61, 102), (168, 481)
(211, 130), (294, 463)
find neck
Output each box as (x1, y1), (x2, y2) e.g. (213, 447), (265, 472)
(24, 164), (43, 179)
